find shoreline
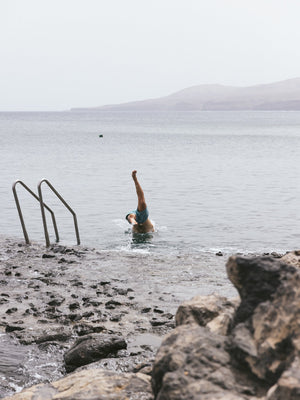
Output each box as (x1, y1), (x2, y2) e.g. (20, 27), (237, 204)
(0, 235), (287, 397)
(0, 235), (191, 397)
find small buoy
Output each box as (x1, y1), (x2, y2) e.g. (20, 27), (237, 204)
(99, 134), (103, 138)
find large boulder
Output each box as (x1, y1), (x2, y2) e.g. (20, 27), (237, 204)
(151, 323), (264, 399)
(1, 368), (153, 400)
(175, 294), (238, 335)
(64, 333), (127, 372)
(152, 254), (300, 399)
(227, 255), (300, 383)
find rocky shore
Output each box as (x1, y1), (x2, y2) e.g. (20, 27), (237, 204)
(1, 236), (300, 399)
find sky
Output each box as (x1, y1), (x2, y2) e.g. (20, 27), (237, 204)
(1, 0), (300, 111)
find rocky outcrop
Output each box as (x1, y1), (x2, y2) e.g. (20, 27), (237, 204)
(152, 254), (300, 399)
(226, 255), (300, 384)
(175, 294), (239, 335)
(64, 333), (127, 372)
(1, 368), (153, 400)
(152, 323), (263, 399)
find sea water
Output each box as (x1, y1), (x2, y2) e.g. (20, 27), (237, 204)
(1, 110), (300, 255)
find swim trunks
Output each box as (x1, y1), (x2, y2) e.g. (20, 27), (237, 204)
(126, 208), (149, 224)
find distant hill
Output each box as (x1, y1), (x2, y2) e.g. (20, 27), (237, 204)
(72, 78), (300, 111)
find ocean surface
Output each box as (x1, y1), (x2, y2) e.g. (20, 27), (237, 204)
(1, 110), (300, 255)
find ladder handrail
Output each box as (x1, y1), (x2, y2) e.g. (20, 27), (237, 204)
(12, 180), (59, 245)
(38, 179), (80, 247)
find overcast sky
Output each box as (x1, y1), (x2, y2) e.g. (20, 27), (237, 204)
(1, 0), (300, 111)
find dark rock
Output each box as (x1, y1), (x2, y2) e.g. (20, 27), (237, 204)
(226, 255), (300, 383)
(110, 314), (122, 322)
(64, 333), (127, 372)
(48, 296), (65, 307)
(69, 302), (80, 310)
(6, 307), (18, 314)
(5, 324), (24, 332)
(226, 255), (293, 326)
(42, 254), (56, 259)
(72, 280), (83, 287)
(68, 313), (82, 322)
(73, 323), (104, 336)
(82, 311), (94, 318)
(90, 300), (101, 307)
(141, 307), (151, 313)
(216, 251), (224, 256)
(105, 300), (122, 309)
(150, 319), (168, 327)
(100, 281), (111, 286)
(113, 287), (128, 295)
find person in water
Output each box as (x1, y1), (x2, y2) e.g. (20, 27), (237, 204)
(126, 170), (154, 233)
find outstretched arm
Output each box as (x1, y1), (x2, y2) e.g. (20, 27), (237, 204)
(132, 170), (147, 211)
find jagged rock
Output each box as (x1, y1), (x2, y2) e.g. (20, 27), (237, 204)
(266, 357), (300, 399)
(280, 250), (300, 268)
(64, 333), (127, 372)
(227, 255), (300, 383)
(1, 368), (153, 400)
(151, 323), (263, 400)
(175, 294), (238, 335)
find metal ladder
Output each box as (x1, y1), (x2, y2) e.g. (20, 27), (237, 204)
(12, 179), (80, 247)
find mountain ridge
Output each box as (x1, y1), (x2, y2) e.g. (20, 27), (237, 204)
(71, 78), (300, 111)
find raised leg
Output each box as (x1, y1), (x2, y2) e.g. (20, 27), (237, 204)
(132, 170), (147, 211)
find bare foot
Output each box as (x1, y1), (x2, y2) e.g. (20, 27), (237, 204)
(132, 170), (137, 180)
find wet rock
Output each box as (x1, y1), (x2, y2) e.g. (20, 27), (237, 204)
(68, 313), (82, 322)
(42, 254), (55, 259)
(114, 287), (128, 296)
(100, 280), (111, 286)
(47, 295), (65, 306)
(6, 307), (18, 314)
(5, 324), (24, 333)
(141, 307), (151, 313)
(1, 368), (153, 400)
(175, 294), (238, 335)
(14, 326), (73, 345)
(105, 300), (122, 309)
(152, 324), (260, 400)
(150, 318), (169, 327)
(110, 314), (122, 322)
(68, 301), (80, 310)
(64, 333), (127, 372)
(73, 323), (104, 336)
(270, 252), (283, 259)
